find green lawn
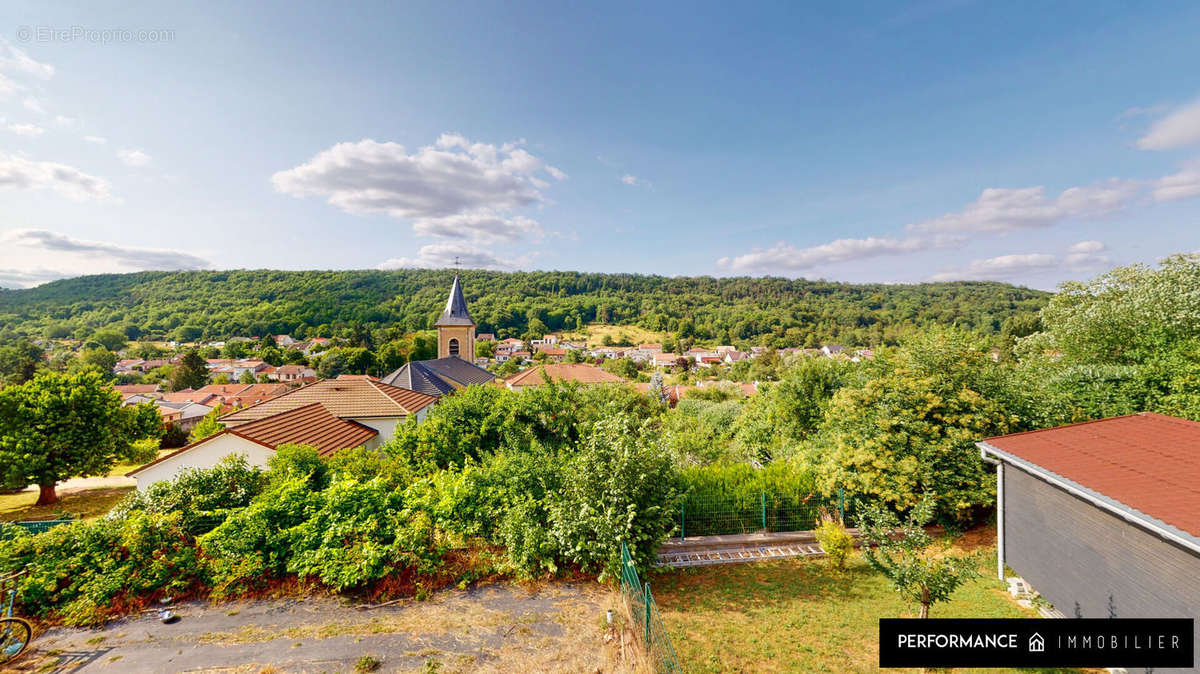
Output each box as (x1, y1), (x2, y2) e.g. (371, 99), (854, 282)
(0, 486), (134, 522)
(652, 549), (1083, 673)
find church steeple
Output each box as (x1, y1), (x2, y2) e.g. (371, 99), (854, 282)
(435, 275), (476, 360)
(435, 275), (475, 327)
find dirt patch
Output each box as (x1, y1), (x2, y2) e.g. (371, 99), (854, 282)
(7, 582), (638, 673)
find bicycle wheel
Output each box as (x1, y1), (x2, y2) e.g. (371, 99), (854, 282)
(0, 617), (32, 663)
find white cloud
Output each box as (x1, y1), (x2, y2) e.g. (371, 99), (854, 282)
(0, 40), (55, 80)
(83, 135), (107, 144)
(0, 73), (15, 96)
(376, 242), (534, 271)
(1063, 240), (1109, 267)
(1152, 159), (1200, 202)
(717, 235), (963, 274)
(411, 210), (543, 244)
(117, 148), (152, 167)
(1137, 99), (1200, 150)
(0, 267), (72, 288)
(1119, 104), (1169, 120)
(930, 241), (1110, 282)
(5, 122), (44, 137)
(54, 114), (76, 128)
(0, 153), (112, 201)
(620, 173), (652, 188)
(21, 96), (45, 114)
(0, 229), (211, 288)
(907, 180), (1139, 233)
(272, 135), (562, 244)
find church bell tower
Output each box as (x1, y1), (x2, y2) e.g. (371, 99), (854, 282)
(435, 275), (476, 361)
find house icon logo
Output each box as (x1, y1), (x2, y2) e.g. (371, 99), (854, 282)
(1028, 632), (1045, 652)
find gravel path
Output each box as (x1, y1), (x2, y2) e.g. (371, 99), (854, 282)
(9, 582), (630, 673)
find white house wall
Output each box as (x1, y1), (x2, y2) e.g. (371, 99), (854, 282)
(348, 416), (401, 448)
(133, 433), (275, 491)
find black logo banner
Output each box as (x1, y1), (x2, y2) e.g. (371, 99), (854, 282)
(879, 618), (1194, 668)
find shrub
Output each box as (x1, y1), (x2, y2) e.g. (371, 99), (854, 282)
(111, 455), (267, 535)
(268, 444), (329, 490)
(0, 512), (203, 625)
(198, 477), (319, 597)
(814, 519), (853, 571)
(549, 415), (681, 578)
(286, 478), (440, 589)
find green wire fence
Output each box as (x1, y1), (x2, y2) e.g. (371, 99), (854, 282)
(678, 488), (850, 538)
(619, 542), (681, 673)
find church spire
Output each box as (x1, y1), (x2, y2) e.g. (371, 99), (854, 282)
(435, 275), (475, 327)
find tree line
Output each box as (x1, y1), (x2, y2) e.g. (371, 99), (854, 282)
(0, 268), (1048, 349)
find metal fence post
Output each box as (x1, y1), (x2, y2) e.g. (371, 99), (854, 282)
(680, 500), (686, 540)
(643, 582), (651, 645)
(838, 487), (845, 525)
(761, 492), (767, 531)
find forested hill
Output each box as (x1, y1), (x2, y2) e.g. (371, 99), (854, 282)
(0, 269), (1050, 346)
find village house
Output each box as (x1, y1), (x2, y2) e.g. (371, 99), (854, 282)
(532, 346), (567, 362)
(220, 375), (437, 446)
(650, 352), (680, 368)
(591, 346), (625, 359)
(129, 402), (380, 490)
(476, 333), (496, 342)
(503, 363), (626, 390)
(303, 337), (331, 355)
(123, 393), (191, 426)
(820, 344), (845, 357)
(273, 334), (295, 347)
(271, 364), (317, 383)
(114, 384), (163, 400)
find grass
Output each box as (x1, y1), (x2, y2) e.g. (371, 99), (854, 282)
(559, 324), (669, 349)
(652, 543), (1083, 673)
(0, 486), (133, 522)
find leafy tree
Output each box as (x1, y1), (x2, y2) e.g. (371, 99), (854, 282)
(238, 369), (256, 384)
(1022, 254), (1200, 364)
(811, 370), (1011, 521)
(0, 339), (43, 385)
(858, 495), (979, 618)
(90, 328), (128, 352)
(647, 371), (669, 405)
(221, 340), (251, 359)
(601, 356), (638, 380)
(316, 346), (374, 378)
(188, 407), (225, 443)
(549, 414), (681, 576)
(172, 349), (210, 390)
(70, 347), (117, 375)
(0, 370), (163, 505)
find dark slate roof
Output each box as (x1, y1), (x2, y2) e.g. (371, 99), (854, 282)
(380, 357), (496, 397)
(435, 275), (475, 327)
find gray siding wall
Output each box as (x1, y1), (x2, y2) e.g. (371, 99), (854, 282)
(1004, 465), (1200, 672)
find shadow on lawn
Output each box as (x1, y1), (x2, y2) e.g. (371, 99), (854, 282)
(651, 558), (880, 614)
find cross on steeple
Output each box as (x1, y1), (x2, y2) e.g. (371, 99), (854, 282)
(453, 256), (461, 273)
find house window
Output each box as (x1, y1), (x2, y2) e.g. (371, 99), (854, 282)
(448, 338), (460, 356)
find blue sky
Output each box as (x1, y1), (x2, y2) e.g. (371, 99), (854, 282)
(2, 1), (1199, 290)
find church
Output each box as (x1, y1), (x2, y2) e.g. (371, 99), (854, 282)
(379, 275), (497, 396)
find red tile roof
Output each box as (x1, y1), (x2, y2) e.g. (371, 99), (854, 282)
(114, 384), (160, 395)
(219, 375), (437, 425)
(982, 413), (1200, 540)
(505, 363), (626, 388)
(228, 402), (377, 456)
(129, 403), (378, 476)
